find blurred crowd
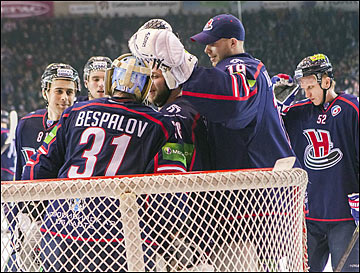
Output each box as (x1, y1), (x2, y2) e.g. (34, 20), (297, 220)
(1, 7), (359, 118)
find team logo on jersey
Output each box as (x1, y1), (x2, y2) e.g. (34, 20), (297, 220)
(203, 18), (213, 31)
(166, 104), (182, 114)
(229, 59), (243, 64)
(331, 105), (341, 117)
(21, 147), (36, 162)
(303, 129), (343, 170)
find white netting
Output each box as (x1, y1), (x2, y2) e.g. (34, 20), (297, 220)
(1, 168), (308, 272)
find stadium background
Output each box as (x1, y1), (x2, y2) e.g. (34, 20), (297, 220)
(1, 1), (359, 118)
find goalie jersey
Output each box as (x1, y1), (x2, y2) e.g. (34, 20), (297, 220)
(283, 93), (359, 221)
(21, 97), (188, 251)
(182, 53), (300, 169)
(15, 109), (58, 180)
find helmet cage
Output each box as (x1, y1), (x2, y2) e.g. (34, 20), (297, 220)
(104, 53), (151, 102)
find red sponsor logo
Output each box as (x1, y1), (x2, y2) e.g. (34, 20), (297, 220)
(1, 1), (53, 18)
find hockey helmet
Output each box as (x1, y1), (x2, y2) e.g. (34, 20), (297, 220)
(83, 56), (112, 83)
(104, 53), (151, 102)
(294, 53), (333, 84)
(41, 63), (81, 93)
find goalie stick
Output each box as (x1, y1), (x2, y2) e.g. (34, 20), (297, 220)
(334, 224), (359, 272)
(1, 110), (18, 155)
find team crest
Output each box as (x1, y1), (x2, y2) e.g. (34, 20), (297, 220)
(166, 104), (182, 113)
(331, 105), (341, 117)
(303, 129), (343, 170)
(203, 18), (214, 31)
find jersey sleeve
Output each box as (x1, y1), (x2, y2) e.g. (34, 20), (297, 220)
(182, 63), (267, 129)
(21, 112), (69, 180)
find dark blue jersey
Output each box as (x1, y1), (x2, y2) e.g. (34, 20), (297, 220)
(14, 109), (58, 180)
(22, 97), (186, 179)
(1, 127), (16, 181)
(157, 97), (211, 172)
(182, 53), (300, 169)
(75, 95), (89, 103)
(283, 93), (359, 221)
(21, 97), (188, 244)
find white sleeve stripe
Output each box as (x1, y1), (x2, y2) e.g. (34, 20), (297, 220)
(239, 73), (250, 97)
(231, 75), (239, 97)
(157, 166), (187, 172)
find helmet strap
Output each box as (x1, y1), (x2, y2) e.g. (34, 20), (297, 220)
(319, 77), (333, 107)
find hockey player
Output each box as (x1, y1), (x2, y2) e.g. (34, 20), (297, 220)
(1, 110), (16, 181)
(21, 53), (189, 271)
(129, 13), (300, 170)
(272, 54), (359, 272)
(76, 56), (112, 102)
(129, 16), (300, 271)
(5, 63), (80, 272)
(148, 59), (211, 172)
(15, 63), (80, 181)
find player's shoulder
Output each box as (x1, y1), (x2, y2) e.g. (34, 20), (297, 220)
(336, 93), (359, 107)
(21, 108), (46, 119)
(74, 95), (89, 103)
(284, 98), (313, 116)
(290, 98), (312, 109)
(68, 97), (107, 112)
(161, 97), (197, 117)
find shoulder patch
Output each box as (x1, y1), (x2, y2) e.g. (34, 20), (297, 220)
(162, 143), (186, 165)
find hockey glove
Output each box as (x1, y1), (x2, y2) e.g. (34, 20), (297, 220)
(348, 193), (359, 226)
(128, 28), (198, 90)
(271, 74), (300, 115)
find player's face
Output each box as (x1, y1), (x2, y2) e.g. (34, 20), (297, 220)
(204, 38), (233, 67)
(149, 68), (170, 107)
(85, 70), (106, 99)
(299, 75), (324, 106)
(46, 79), (76, 117)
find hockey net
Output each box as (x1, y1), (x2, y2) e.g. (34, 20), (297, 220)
(1, 168), (308, 272)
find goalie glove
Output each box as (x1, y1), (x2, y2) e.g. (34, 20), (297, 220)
(348, 193), (359, 226)
(128, 28), (198, 89)
(271, 73), (300, 115)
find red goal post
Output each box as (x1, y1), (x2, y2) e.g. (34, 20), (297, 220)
(1, 168), (308, 272)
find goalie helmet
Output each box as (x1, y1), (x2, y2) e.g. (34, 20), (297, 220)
(104, 53), (151, 102)
(41, 63), (81, 93)
(83, 56), (112, 83)
(294, 53), (334, 84)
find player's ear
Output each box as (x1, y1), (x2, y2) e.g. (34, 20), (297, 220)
(322, 76), (331, 89)
(42, 88), (48, 101)
(84, 80), (88, 89)
(230, 38), (237, 48)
